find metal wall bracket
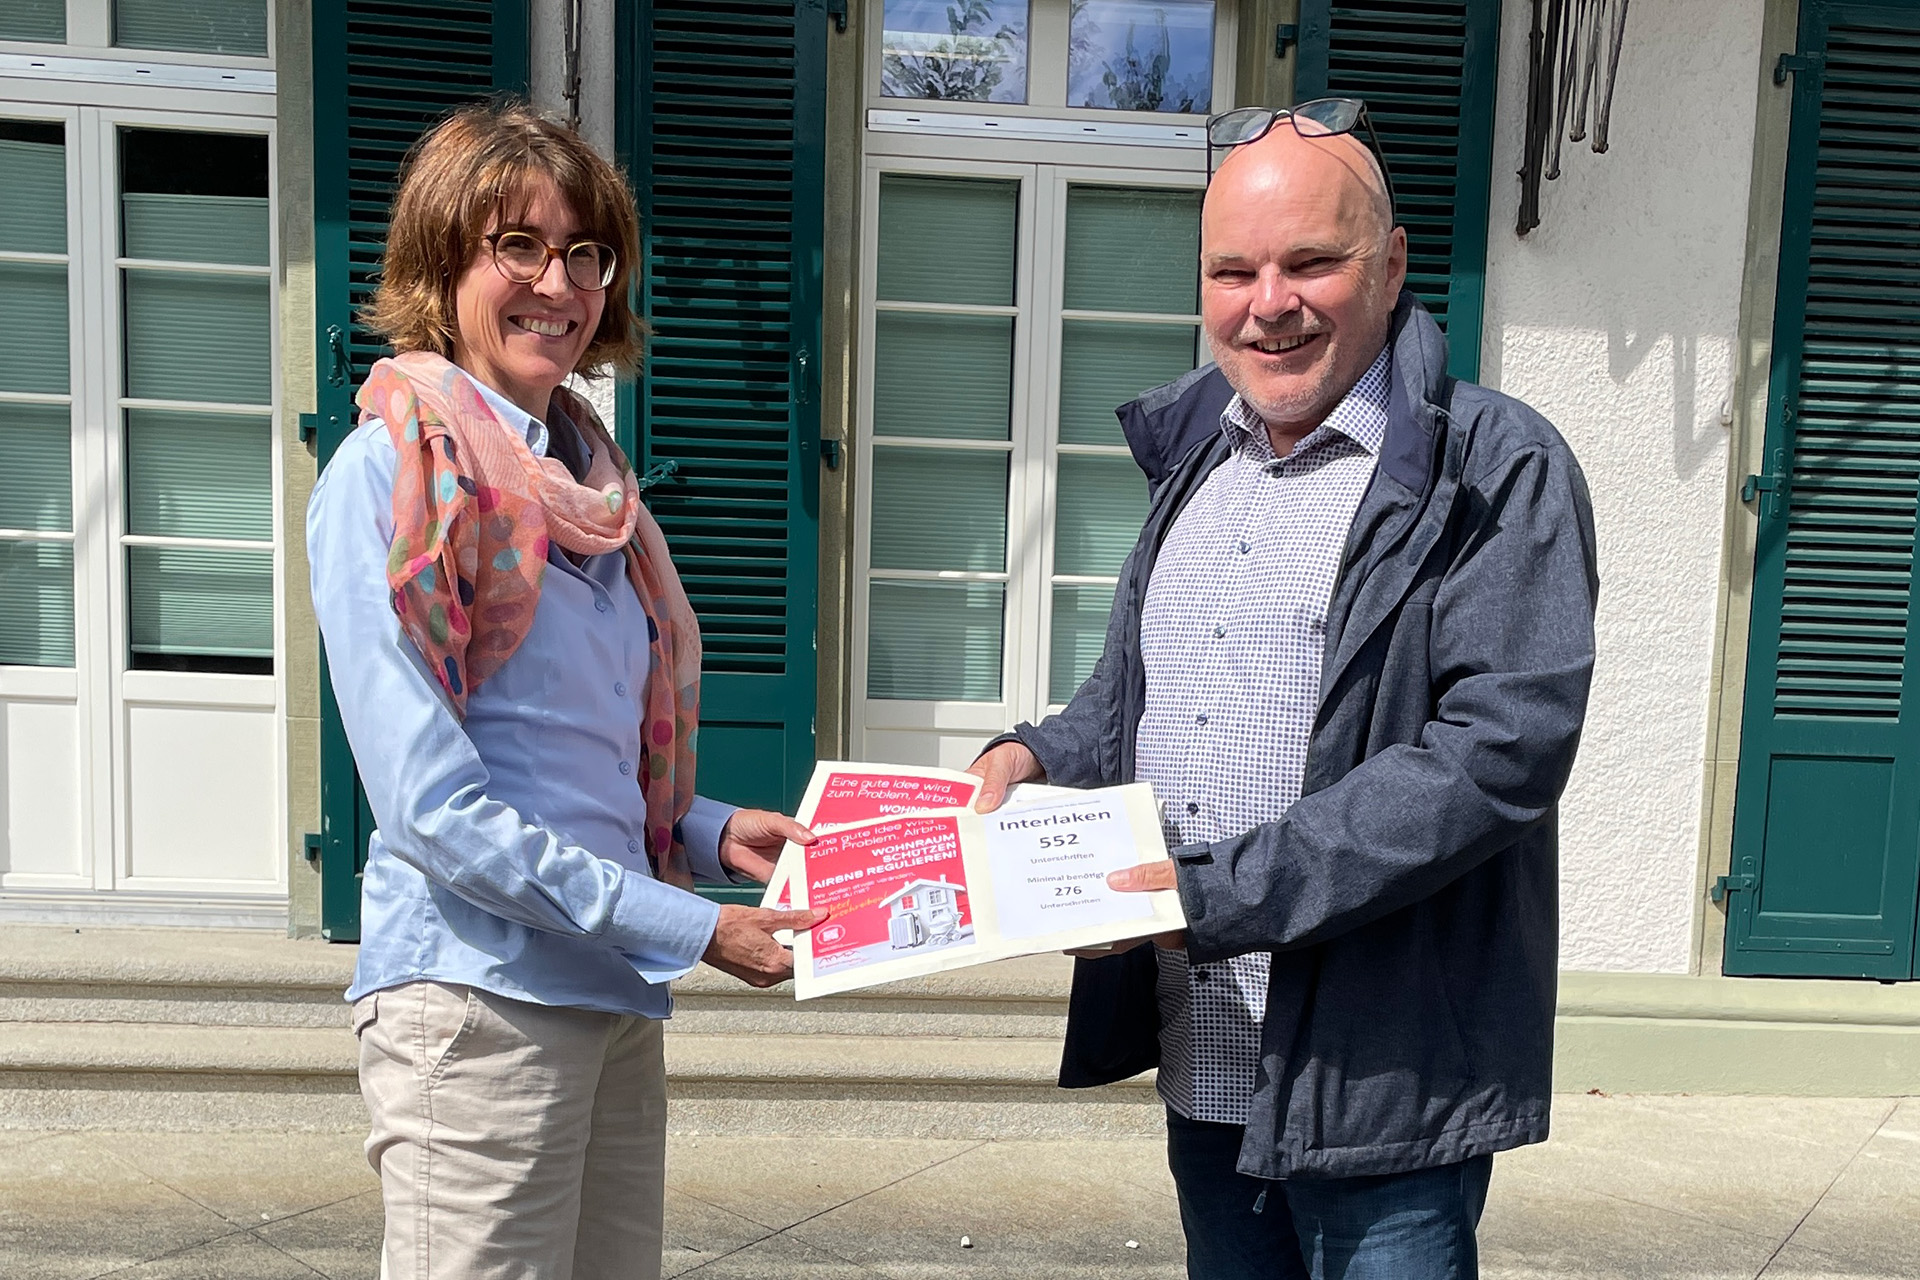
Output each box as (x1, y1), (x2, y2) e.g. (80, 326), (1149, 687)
(1774, 52), (1823, 85)
(298, 412), (319, 445)
(303, 832), (323, 864)
(1711, 873), (1756, 904)
(826, 0), (847, 32)
(821, 438), (842, 469)
(1275, 23), (1298, 58)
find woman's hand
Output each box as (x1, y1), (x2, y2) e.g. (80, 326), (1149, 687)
(717, 808), (815, 884)
(703, 905), (828, 988)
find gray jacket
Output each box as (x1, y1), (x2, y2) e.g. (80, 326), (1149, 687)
(1011, 294), (1599, 1180)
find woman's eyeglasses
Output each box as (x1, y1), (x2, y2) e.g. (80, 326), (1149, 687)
(484, 230), (618, 292)
(1205, 97), (1397, 216)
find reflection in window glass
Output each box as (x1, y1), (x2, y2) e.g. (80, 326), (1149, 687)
(1068, 0), (1215, 113)
(882, 0), (1029, 104)
(115, 0), (268, 56)
(0, 0), (64, 42)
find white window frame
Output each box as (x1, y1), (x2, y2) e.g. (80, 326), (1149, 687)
(850, 151), (1207, 766)
(0, 75), (281, 901)
(0, 0), (277, 68)
(866, 0), (1234, 122)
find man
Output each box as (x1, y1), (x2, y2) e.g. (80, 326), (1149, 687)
(969, 115), (1598, 1278)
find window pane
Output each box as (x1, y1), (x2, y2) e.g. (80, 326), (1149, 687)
(1063, 186), (1201, 314)
(127, 547), (272, 658)
(1050, 584), (1114, 704)
(114, 0), (267, 55)
(1054, 453), (1147, 576)
(878, 176), (1017, 307)
(1068, 0), (1214, 112)
(125, 410), (271, 541)
(881, 0), (1028, 104)
(868, 581), (1003, 701)
(0, 402), (71, 531)
(120, 129), (269, 264)
(871, 446), (1008, 571)
(124, 270), (271, 404)
(0, 261), (69, 395)
(0, 0), (64, 41)
(1059, 320), (1199, 445)
(0, 540), (74, 667)
(0, 121), (66, 253)
(124, 194), (270, 266)
(875, 312), (1012, 440)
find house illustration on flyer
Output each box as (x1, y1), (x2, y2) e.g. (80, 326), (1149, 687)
(880, 877), (968, 950)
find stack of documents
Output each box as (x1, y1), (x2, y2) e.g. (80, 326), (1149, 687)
(760, 763), (1186, 998)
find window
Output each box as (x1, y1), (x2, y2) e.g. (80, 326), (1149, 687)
(853, 160), (1202, 763)
(873, 0), (1222, 114)
(119, 127), (273, 673)
(0, 118), (74, 667)
(0, 0), (271, 57)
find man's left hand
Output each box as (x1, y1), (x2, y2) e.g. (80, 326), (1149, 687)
(1065, 861), (1186, 956)
(717, 809), (815, 885)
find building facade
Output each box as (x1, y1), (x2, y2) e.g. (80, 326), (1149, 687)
(4, 0), (1919, 1075)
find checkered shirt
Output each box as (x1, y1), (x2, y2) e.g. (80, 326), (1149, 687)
(1135, 349), (1391, 1124)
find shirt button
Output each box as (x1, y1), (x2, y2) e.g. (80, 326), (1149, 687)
(1212, 624), (1227, 639)
(618, 760), (632, 776)
(1195, 713), (1208, 725)
(1237, 539), (1250, 554)
(1186, 801), (1199, 815)
(627, 838), (641, 854)
(614, 681), (627, 697)
(594, 598), (611, 614)
(1194, 968), (1210, 983)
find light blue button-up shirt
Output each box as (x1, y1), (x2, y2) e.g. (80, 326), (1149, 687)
(307, 379), (733, 1017)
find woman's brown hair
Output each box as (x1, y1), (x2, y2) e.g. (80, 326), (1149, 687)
(363, 99), (645, 376)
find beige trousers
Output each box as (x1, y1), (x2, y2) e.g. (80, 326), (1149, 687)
(353, 981), (667, 1280)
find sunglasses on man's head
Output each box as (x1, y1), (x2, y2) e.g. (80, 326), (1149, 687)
(1205, 97), (1397, 217)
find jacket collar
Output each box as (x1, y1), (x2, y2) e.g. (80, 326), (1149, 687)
(1378, 289), (1453, 496)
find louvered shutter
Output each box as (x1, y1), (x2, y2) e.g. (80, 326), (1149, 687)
(1725, 0), (1920, 978)
(310, 0), (529, 940)
(1295, 0), (1499, 380)
(622, 0), (826, 834)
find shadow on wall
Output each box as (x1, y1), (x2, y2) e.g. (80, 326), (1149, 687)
(1480, 0), (1769, 485)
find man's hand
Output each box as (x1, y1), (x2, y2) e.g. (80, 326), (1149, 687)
(717, 808), (815, 884)
(1065, 861), (1186, 957)
(702, 905), (828, 988)
(967, 741), (1043, 813)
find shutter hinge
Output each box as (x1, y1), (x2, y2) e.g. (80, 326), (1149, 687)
(1742, 446), (1787, 517)
(821, 438), (842, 469)
(1774, 52), (1823, 85)
(826, 0), (847, 32)
(303, 832), (322, 864)
(298, 412), (319, 445)
(325, 324), (348, 387)
(636, 459), (680, 491)
(1274, 22), (1298, 58)
(1711, 873), (1756, 904)
(1739, 472), (1776, 503)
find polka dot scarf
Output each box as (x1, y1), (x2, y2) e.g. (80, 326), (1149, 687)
(361, 351), (701, 889)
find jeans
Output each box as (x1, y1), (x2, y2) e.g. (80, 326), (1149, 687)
(1165, 1109), (1493, 1280)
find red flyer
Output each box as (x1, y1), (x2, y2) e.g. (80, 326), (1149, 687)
(760, 762), (985, 912)
(801, 814), (975, 975)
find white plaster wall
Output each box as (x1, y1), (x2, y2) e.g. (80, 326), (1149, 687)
(1479, 0), (1768, 973)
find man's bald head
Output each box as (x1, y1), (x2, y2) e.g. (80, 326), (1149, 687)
(1208, 125), (1394, 243)
(1198, 119), (1408, 451)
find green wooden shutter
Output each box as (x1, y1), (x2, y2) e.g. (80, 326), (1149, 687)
(1725, 0), (1920, 979)
(1294, 0), (1499, 381)
(619, 0), (826, 866)
(310, 0), (529, 940)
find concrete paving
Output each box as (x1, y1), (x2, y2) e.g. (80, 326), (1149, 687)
(0, 1094), (1914, 1279)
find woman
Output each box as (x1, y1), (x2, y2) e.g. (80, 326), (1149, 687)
(307, 101), (822, 1279)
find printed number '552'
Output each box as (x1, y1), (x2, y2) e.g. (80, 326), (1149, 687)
(1037, 833), (1079, 849)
